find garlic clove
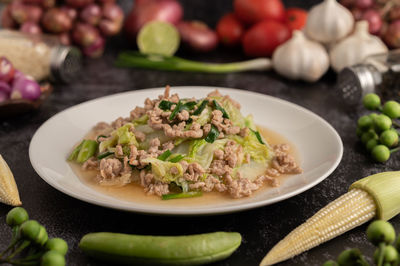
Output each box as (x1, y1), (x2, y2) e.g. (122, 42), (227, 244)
(305, 0), (354, 44)
(272, 31), (329, 82)
(330, 21), (388, 72)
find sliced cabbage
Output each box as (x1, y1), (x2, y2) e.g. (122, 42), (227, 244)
(139, 129), (173, 150)
(209, 96), (245, 127)
(230, 133), (272, 164)
(116, 123), (138, 146)
(196, 106), (212, 126)
(186, 139), (228, 169)
(233, 161), (268, 181)
(132, 114), (149, 126)
(141, 157), (184, 183)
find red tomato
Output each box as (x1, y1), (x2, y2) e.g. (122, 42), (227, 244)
(216, 13), (245, 47)
(285, 8), (307, 31)
(234, 0), (285, 25)
(242, 20), (291, 57)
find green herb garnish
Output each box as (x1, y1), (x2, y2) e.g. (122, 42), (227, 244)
(213, 100), (229, 119)
(193, 100), (209, 115)
(169, 101), (182, 120)
(157, 150), (172, 161)
(97, 151), (114, 160)
(205, 125), (220, 143)
(169, 154), (185, 163)
(159, 100), (175, 111)
(250, 129), (265, 144)
(162, 191), (203, 200)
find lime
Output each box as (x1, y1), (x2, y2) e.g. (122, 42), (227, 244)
(137, 21), (180, 56)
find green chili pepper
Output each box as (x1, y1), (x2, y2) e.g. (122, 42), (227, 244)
(205, 125), (220, 143)
(79, 231), (241, 265)
(67, 140), (84, 161)
(76, 140), (98, 163)
(193, 100), (209, 115)
(157, 150), (172, 161)
(250, 129), (265, 144)
(213, 100), (229, 119)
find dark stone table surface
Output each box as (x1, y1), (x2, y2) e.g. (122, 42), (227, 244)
(1, 0), (398, 265)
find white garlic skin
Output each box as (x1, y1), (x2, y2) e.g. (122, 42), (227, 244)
(305, 0), (354, 44)
(330, 21), (388, 72)
(272, 31), (330, 82)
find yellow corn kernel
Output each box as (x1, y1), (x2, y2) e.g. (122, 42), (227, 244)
(260, 188), (376, 266)
(0, 154), (21, 206)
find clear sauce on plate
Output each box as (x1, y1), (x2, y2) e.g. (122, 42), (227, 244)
(69, 126), (300, 205)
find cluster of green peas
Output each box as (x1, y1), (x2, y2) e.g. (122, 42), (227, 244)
(357, 93), (400, 163)
(323, 220), (400, 266)
(0, 207), (68, 266)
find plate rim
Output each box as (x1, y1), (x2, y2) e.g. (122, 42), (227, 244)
(29, 86), (343, 215)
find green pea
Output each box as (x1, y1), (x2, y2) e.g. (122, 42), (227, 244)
(6, 207), (29, 227)
(46, 238), (68, 256)
(370, 113), (379, 120)
(358, 115), (373, 130)
(371, 145), (391, 163)
(337, 248), (364, 265)
(383, 101), (400, 119)
(374, 114), (392, 132)
(79, 232), (241, 265)
(35, 225), (48, 246)
(20, 220), (41, 241)
(363, 93), (381, 110)
(380, 129), (399, 148)
(356, 127), (364, 138)
(366, 138), (379, 152)
(374, 245), (398, 263)
(361, 131), (378, 144)
(367, 220), (396, 246)
(322, 260), (338, 266)
(40, 250), (66, 266)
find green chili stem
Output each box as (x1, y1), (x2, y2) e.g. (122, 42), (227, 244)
(116, 52), (272, 73)
(390, 147), (400, 154)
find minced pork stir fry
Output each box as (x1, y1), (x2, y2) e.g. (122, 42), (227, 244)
(68, 87), (302, 199)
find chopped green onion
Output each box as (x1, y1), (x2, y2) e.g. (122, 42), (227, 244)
(169, 154), (185, 163)
(169, 101), (182, 120)
(250, 128), (265, 144)
(77, 140), (98, 163)
(157, 150), (172, 161)
(205, 125), (220, 143)
(115, 51), (272, 73)
(68, 140), (84, 161)
(186, 118), (193, 124)
(97, 151), (114, 160)
(193, 100), (209, 115)
(182, 101), (197, 110)
(213, 100), (229, 119)
(158, 100), (175, 111)
(96, 135), (107, 142)
(162, 191), (203, 200)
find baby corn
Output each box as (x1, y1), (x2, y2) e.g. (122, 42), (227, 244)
(0, 154), (21, 206)
(260, 171), (400, 266)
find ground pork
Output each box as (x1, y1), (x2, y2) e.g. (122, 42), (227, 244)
(225, 175), (260, 198)
(82, 157), (98, 170)
(133, 130), (146, 142)
(99, 158), (123, 179)
(145, 182), (169, 196)
(115, 145), (123, 157)
(183, 163), (205, 182)
(271, 144), (302, 174)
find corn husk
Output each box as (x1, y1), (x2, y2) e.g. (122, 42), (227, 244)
(260, 171), (400, 266)
(0, 154), (21, 206)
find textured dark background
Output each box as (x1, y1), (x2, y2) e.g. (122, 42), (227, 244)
(1, 0), (397, 265)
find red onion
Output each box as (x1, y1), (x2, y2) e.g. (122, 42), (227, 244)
(1, 5), (17, 29)
(362, 9), (382, 34)
(80, 4), (102, 26)
(58, 33), (72, 46)
(60, 6), (78, 21)
(20, 21), (42, 34)
(355, 0), (374, 9)
(384, 20), (400, 48)
(102, 3), (124, 23)
(83, 36), (105, 58)
(42, 8), (73, 34)
(0, 57), (15, 83)
(11, 76), (41, 101)
(72, 23), (100, 47)
(99, 19), (122, 36)
(0, 91), (8, 103)
(177, 21), (218, 53)
(65, 0), (94, 9)
(0, 81), (12, 95)
(124, 0), (183, 39)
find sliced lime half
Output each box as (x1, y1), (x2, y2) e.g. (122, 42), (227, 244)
(137, 21), (180, 56)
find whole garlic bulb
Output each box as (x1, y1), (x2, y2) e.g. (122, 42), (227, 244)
(305, 0), (354, 44)
(272, 31), (329, 82)
(330, 21), (388, 72)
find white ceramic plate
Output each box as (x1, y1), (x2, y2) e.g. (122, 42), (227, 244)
(29, 87), (343, 215)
